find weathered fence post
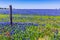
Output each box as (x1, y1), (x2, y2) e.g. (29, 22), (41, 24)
(9, 5), (13, 26)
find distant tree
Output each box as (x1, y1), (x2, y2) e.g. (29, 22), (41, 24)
(0, 8), (1, 9)
(0, 8), (3, 9)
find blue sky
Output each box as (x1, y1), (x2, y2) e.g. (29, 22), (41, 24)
(0, 0), (60, 9)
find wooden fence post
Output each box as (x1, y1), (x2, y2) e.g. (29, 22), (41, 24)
(9, 5), (13, 26)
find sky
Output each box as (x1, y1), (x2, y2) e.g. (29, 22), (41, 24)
(0, 0), (60, 9)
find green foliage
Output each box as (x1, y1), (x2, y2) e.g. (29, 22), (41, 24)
(0, 14), (60, 40)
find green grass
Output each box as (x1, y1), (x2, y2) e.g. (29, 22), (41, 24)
(0, 14), (60, 40)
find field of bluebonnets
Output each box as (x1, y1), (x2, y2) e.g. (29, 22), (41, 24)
(0, 14), (60, 40)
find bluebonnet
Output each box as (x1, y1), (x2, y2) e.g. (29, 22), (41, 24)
(17, 22), (22, 25)
(3, 22), (10, 26)
(1, 27), (4, 30)
(24, 23), (27, 25)
(42, 24), (46, 26)
(27, 22), (33, 26)
(34, 24), (38, 26)
(10, 29), (15, 35)
(20, 25), (26, 31)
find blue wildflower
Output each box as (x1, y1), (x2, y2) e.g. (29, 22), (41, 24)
(28, 23), (33, 26)
(10, 29), (15, 35)
(34, 24), (38, 26)
(42, 24), (46, 26)
(20, 25), (26, 31)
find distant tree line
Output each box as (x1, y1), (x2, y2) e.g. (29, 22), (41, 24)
(0, 8), (8, 9)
